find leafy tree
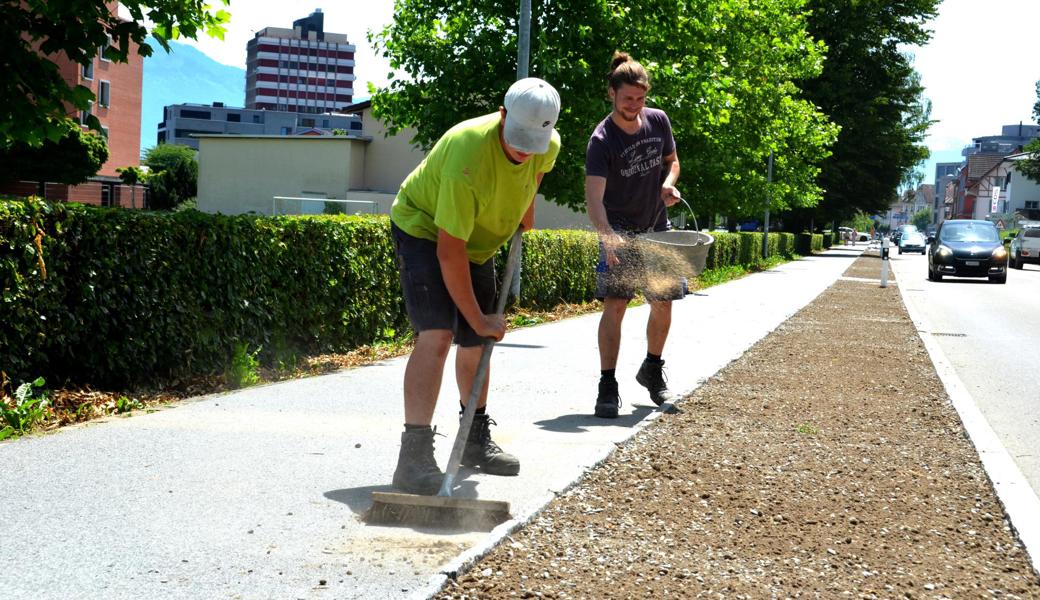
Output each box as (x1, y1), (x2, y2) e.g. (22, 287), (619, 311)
(117, 165), (147, 209)
(1018, 81), (1040, 183)
(911, 207), (932, 230)
(0, 118), (109, 195)
(797, 0), (939, 228)
(2, 1), (230, 146)
(369, 0), (837, 219)
(144, 144), (198, 210)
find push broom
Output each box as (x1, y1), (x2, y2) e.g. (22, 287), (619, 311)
(365, 229), (523, 530)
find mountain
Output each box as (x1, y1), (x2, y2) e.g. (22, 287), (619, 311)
(141, 39), (245, 154)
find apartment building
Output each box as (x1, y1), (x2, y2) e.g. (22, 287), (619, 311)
(157, 102), (362, 149)
(245, 9), (356, 114)
(2, 38), (144, 206)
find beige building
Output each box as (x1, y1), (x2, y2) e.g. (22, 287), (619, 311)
(196, 100), (589, 229)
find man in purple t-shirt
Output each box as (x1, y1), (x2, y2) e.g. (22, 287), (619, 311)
(585, 52), (683, 418)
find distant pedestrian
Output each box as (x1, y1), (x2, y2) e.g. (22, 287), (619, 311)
(388, 78), (561, 494)
(585, 52), (683, 418)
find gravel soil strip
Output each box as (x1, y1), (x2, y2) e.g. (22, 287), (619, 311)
(434, 254), (1040, 599)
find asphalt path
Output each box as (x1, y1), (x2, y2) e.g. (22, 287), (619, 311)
(888, 249), (1040, 498)
(1, 246), (865, 600)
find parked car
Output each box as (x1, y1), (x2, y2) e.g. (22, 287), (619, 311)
(1009, 227), (1040, 269)
(926, 219), (1008, 284)
(898, 230), (926, 254)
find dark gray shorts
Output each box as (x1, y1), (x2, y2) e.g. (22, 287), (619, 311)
(391, 222), (496, 347)
(595, 234), (684, 302)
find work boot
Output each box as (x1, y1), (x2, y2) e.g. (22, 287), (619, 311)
(636, 359), (672, 406)
(461, 414), (520, 476)
(594, 377), (621, 418)
(391, 426), (444, 495)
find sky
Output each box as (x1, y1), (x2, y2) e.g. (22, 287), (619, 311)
(176, 0), (1040, 186)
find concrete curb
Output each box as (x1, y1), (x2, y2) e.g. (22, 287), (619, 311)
(894, 262), (1040, 576)
(415, 399), (683, 598)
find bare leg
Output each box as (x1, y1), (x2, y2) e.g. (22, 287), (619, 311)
(455, 344), (490, 410)
(403, 329), (453, 425)
(598, 297), (629, 370)
(646, 300), (672, 356)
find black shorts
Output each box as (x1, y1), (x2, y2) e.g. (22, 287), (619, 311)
(391, 222), (497, 347)
(595, 233), (684, 302)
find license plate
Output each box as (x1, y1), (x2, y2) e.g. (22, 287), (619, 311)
(965, 260), (980, 266)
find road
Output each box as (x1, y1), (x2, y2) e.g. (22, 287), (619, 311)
(888, 248), (1040, 499)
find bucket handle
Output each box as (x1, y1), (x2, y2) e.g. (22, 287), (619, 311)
(655, 192), (700, 232)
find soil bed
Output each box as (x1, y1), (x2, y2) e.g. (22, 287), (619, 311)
(435, 254), (1040, 599)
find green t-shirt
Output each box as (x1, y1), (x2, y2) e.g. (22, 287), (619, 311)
(390, 112), (560, 264)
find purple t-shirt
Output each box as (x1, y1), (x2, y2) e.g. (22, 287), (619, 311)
(586, 107), (676, 232)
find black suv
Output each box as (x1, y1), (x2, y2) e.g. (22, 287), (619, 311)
(926, 219), (1008, 284)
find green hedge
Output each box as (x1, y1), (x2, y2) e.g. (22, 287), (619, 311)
(2, 198), (822, 387)
(703, 231), (812, 269)
(2, 198), (407, 387)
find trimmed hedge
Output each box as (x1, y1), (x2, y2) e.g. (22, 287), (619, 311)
(2, 199), (406, 387)
(2, 198), (822, 387)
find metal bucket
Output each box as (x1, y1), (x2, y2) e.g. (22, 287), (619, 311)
(636, 230), (715, 279)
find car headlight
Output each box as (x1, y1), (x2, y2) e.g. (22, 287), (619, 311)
(992, 246), (1008, 260)
(937, 245), (952, 257)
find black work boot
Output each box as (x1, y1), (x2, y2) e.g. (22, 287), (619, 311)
(461, 414), (520, 476)
(636, 359), (672, 406)
(391, 426), (444, 495)
(594, 377), (621, 418)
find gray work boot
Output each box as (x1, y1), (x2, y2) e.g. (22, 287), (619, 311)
(594, 378), (621, 418)
(635, 359), (672, 406)
(461, 414), (520, 476)
(391, 426), (444, 495)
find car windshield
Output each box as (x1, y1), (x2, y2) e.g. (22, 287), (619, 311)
(904, 232), (924, 242)
(940, 223), (999, 243)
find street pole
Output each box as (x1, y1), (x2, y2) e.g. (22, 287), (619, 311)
(762, 151), (772, 260)
(517, 0), (530, 79)
(510, 0), (532, 299)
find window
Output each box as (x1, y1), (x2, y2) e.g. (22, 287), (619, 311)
(280, 126), (293, 135)
(226, 113), (241, 122)
(992, 176), (1005, 189)
(322, 119), (329, 128)
(80, 101), (93, 125)
(98, 81), (110, 107)
(299, 118), (316, 128)
(100, 183), (114, 207)
(100, 126), (109, 140)
(82, 61), (94, 80)
(180, 109), (212, 120)
(252, 114), (262, 124)
(1026, 201), (1039, 210)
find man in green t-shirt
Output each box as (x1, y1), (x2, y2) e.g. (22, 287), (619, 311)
(388, 78), (561, 495)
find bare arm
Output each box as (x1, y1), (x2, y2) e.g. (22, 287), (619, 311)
(520, 172), (545, 231)
(586, 175), (624, 265)
(436, 229), (506, 341)
(660, 151), (681, 206)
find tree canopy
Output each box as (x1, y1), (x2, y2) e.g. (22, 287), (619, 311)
(143, 144), (197, 209)
(1018, 81), (1040, 183)
(795, 0), (939, 227)
(369, 0), (838, 222)
(0, 119), (109, 192)
(2, 0), (230, 146)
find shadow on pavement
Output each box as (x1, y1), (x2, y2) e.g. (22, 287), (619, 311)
(533, 405), (655, 432)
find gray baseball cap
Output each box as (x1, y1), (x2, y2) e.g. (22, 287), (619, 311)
(503, 78), (560, 154)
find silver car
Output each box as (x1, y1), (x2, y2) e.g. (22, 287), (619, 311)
(898, 230), (926, 254)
